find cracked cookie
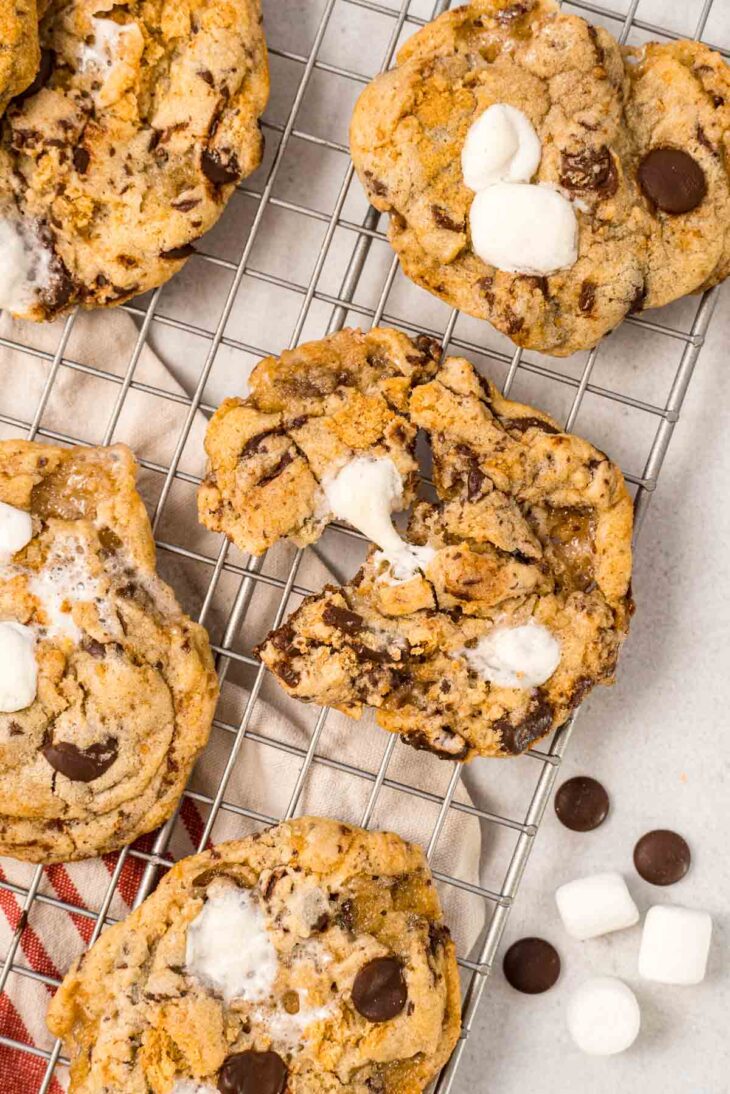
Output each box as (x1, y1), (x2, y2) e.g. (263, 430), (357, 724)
(349, 0), (730, 356)
(0, 0), (269, 320)
(257, 355), (633, 760)
(0, 441), (218, 862)
(0, 1), (41, 117)
(198, 327), (442, 556)
(47, 816), (461, 1093)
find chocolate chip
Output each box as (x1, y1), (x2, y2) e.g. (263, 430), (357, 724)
(634, 830), (691, 886)
(628, 280), (647, 314)
(578, 280), (596, 314)
(495, 693), (554, 755)
(364, 170), (388, 197)
(467, 464), (485, 501)
(560, 146), (617, 196)
(201, 149), (241, 186)
(42, 737), (118, 783)
(160, 243), (196, 259)
(322, 604), (364, 635)
(503, 937), (560, 994)
(82, 638), (106, 660)
(555, 776), (609, 831)
(499, 416), (559, 436)
(432, 205), (465, 232)
(73, 147), (90, 174)
(217, 1050), (288, 1094)
(637, 148), (707, 214)
(12, 48), (55, 105)
(352, 957), (407, 1022)
(172, 196), (202, 212)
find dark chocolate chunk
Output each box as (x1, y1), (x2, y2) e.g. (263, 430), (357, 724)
(160, 243), (196, 259)
(555, 776), (609, 832)
(432, 205), (465, 232)
(322, 604), (364, 635)
(634, 829), (690, 886)
(352, 956), (407, 1022)
(201, 149), (241, 186)
(217, 1050), (288, 1094)
(42, 737), (118, 783)
(578, 280), (596, 314)
(560, 146), (617, 196)
(499, 416), (559, 436)
(364, 170), (388, 197)
(495, 693), (554, 754)
(73, 147), (90, 174)
(12, 48), (55, 105)
(503, 937), (560, 994)
(637, 148), (707, 214)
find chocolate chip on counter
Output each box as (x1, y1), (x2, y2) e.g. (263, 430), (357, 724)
(637, 148), (707, 214)
(503, 937), (561, 994)
(322, 604), (364, 635)
(352, 956), (407, 1022)
(555, 776), (609, 832)
(41, 737), (119, 783)
(634, 829), (691, 886)
(201, 149), (242, 186)
(560, 146), (618, 196)
(217, 1050), (288, 1094)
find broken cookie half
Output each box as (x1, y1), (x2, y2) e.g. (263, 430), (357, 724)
(254, 352), (634, 760)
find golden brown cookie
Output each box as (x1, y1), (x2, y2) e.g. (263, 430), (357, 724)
(0, 1), (40, 116)
(198, 327), (442, 556)
(349, 0), (730, 356)
(0, 441), (218, 862)
(257, 355), (633, 760)
(0, 0), (269, 320)
(47, 817), (462, 1093)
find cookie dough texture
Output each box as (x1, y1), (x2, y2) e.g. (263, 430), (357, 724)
(47, 816), (462, 1093)
(258, 354), (633, 760)
(0, 441), (218, 862)
(0, 0), (269, 321)
(0, 1), (40, 116)
(198, 327), (442, 555)
(350, 0), (730, 356)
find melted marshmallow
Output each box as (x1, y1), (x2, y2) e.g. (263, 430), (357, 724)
(185, 882), (278, 1003)
(461, 104), (541, 190)
(0, 622), (37, 712)
(0, 220), (51, 315)
(322, 457), (435, 583)
(252, 993), (334, 1050)
(28, 536), (103, 642)
(171, 1082), (217, 1094)
(463, 622), (560, 689)
(80, 17), (142, 72)
(469, 182), (578, 275)
(0, 502), (33, 563)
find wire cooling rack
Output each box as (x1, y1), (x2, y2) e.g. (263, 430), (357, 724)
(0, 0), (727, 1090)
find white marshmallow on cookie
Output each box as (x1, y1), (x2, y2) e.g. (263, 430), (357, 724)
(0, 622), (37, 712)
(0, 500), (33, 563)
(555, 871), (639, 940)
(461, 103), (541, 189)
(469, 182), (578, 275)
(638, 904), (712, 985)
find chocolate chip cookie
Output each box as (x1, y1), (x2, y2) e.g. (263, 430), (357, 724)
(350, 0), (730, 356)
(198, 327), (442, 556)
(47, 816), (461, 1093)
(0, 0), (269, 320)
(0, 1), (41, 116)
(257, 355), (633, 760)
(0, 441), (218, 862)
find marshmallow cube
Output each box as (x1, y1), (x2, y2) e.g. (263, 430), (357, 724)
(567, 976), (641, 1056)
(555, 872), (640, 941)
(639, 904), (712, 985)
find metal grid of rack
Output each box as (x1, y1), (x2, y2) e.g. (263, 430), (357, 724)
(0, 0), (726, 1089)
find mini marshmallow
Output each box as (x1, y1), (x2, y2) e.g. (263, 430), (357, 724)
(638, 904), (712, 985)
(567, 976), (640, 1056)
(461, 104), (541, 190)
(555, 872), (639, 941)
(0, 622), (37, 712)
(469, 182), (578, 275)
(0, 501), (33, 563)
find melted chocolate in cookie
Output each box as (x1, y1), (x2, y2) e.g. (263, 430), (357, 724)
(352, 956), (407, 1021)
(503, 937), (560, 994)
(217, 1051), (288, 1094)
(555, 776), (609, 831)
(633, 829), (691, 886)
(637, 148), (707, 214)
(41, 738), (119, 783)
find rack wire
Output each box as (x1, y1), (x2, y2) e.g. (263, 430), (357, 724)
(0, 0), (727, 1090)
